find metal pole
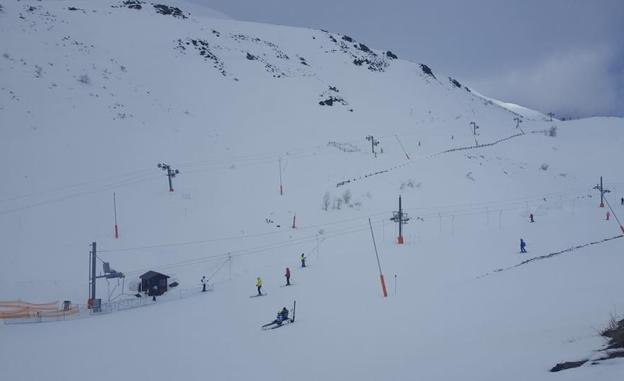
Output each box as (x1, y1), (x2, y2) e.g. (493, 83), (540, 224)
(279, 158), (283, 195)
(600, 176), (604, 207)
(398, 195), (403, 240)
(316, 233), (320, 259)
(91, 241), (96, 302)
(369, 219), (382, 275)
(439, 213), (442, 233)
(394, 134), (410, 160)
(394, 274), (397, 296)
(88, 244), (92, 304)
(168, 168), (174, 192)
(603, 196), (624, 234)
(368, 218), (387, 297)
(113, 192), (119, 239)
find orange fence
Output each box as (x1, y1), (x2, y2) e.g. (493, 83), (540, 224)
(0, 300), (79, 319)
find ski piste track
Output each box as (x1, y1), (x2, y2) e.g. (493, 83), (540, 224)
(477, 234), (624, 279)
(335, 130), (535, 188)
(0, 124), (546, 216)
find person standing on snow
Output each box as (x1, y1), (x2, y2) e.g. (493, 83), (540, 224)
(285, 267), (291, 286)
(256, 277), (263, 296)
(520, 238), (527, 253)
(529, 213), (534, 223)
(300, 253), (306, 268)
(201, 276), (207, 292)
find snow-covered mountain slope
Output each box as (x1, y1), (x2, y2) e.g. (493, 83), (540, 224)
(1, 1), (624, 380)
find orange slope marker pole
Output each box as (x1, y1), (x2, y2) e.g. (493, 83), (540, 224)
(369, 218), (388, 297)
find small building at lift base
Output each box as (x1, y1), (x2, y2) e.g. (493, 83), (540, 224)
(139, 271), (170, 296)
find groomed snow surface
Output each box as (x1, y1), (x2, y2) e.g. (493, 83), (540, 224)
(1, 1), (624, 380)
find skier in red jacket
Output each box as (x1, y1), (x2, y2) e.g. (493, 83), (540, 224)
(285, 267), (291, 286)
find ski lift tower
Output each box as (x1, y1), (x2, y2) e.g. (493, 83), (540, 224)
(593, 176), (610, 208)
(365, 135), (380, 157)
(88, 242), (125, 311)
(157, 162), (180, 192)
(390, 195), (410, 244)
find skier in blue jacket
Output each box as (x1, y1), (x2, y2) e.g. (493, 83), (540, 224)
(520, 238), (527, 253)
(262, 307), (289, 328)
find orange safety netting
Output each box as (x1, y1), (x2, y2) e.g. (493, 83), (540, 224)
(0, 300), (79, 319)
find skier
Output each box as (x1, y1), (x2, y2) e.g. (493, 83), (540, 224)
(606, 211), (610, 220)
(262, 307), (289, 329)
(529, 213), (534, 223)
(520, 238), (527, 253)
(285, 267), (291, 286)
(621, 197), (623, 206)
(201, 276), (207, 292)
(280, 306), (289, 321)
(300, 253), (306, 268)
(256, 277), (263, 296)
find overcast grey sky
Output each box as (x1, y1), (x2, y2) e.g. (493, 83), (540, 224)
(193, 0), (624, 118)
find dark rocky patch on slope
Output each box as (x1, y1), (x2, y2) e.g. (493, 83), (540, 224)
(231, 34), (290, 60)
(550, 360), (587, 372)
(323, 32), (390, 72)
(153, 4), (187, 19)
(449, 77), (462, 88)
(113, 1), (144, 10)
(385, 51), (398, 59)
(319, 86), (349, 107)
(231, 33), (289, 78)
(319, 96), (347, 106)
(420, 64), (436, 79)
(176, 38), (227, 76)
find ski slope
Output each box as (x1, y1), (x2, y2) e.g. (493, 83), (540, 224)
(1, 1), (624, 380)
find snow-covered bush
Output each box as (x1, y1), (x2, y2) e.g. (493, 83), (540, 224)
(342, 190), (352, 204)
(333, 197), (343, 210)
(548, 126), (557, 137)
(322, 192), (330, 211)
(601, 312), (624, 350)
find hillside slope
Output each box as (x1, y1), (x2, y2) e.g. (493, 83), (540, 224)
(1, 1), (624, 380)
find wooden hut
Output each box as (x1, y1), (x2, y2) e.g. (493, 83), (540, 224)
(139, 271), (170, 296)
